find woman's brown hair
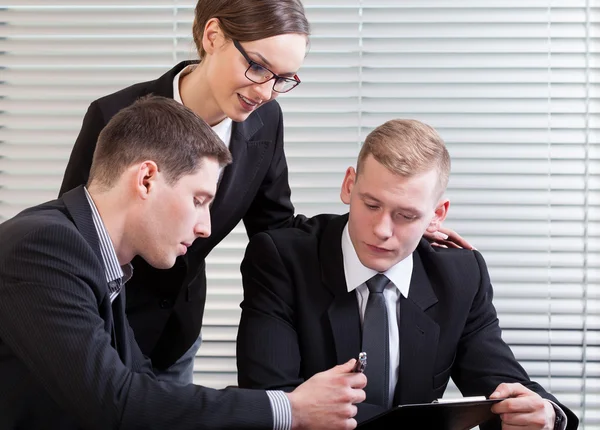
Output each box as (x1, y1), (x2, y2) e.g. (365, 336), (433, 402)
(192, 0), (310, 58)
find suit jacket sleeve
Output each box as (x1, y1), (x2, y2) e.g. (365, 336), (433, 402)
(453, 251), (578, 430)
(237, 232), (386, 423)
(242, 104), (307, 238)
(237, 232), (304, 390)
(0, 223), (272, 430)
(59, 102), (106, 196)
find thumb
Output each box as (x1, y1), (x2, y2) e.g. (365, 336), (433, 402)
(489, 390), (503, 399)
(334, 358), (357, 373)
(490, 383), (528, 399)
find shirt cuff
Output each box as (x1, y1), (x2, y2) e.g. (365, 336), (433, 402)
(267, 390), (292, 430)
(547, 400), (567, 430)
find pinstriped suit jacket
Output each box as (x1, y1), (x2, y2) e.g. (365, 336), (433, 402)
(0, 186), (271, 430)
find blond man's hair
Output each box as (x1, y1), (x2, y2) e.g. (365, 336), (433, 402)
(356, 119), (450, 198)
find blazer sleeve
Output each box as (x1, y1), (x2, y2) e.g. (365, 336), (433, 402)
(242, 104), (308, 239)
(237, 232), (304, 390)
(59, 101), (106, 196)
(0, 223), (272, 430)
(452, 251), (579, 430)
(237, 232), (386, 424)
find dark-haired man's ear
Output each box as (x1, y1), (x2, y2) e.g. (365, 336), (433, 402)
(340, 166), (357, 205)
(135, 161), (160, 200)
(426, 199), (450, 234)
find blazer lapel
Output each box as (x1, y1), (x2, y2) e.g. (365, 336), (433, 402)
(208, 112), (267, 231)
(152, 60), (198, 98)
(394, 244), (440, 405)
(321, 214), (362, 364)
(63, 186), (118, 342)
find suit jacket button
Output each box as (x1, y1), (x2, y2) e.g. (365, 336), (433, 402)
(160, 299), (173, 309)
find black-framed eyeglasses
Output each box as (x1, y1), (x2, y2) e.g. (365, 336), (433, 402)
(233, 39), (301, 94)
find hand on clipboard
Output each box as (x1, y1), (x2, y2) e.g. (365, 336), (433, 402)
(357, 395), (505, 430)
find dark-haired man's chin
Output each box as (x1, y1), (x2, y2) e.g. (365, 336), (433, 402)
(146, 256), (178, 270)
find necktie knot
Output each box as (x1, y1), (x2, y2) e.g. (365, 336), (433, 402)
(366, 273), (388, 294)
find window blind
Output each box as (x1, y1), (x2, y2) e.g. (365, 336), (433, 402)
(1, 0), (597, 427)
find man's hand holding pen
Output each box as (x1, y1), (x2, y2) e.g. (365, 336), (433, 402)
(286, 359), (367, 430)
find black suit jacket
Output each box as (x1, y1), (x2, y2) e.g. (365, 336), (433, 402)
(0, 186), (272, 430)
(59, 61), (305, 369)
(236, 214), (578, 429)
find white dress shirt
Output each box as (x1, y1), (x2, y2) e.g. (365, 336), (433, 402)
(341, 223), (412, 407)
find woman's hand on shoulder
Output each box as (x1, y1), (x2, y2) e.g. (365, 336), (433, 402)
(424, 225), (474, 250)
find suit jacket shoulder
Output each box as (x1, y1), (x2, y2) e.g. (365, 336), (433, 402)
(259, 213), (340, 242)
(416, 241), (485, 292)
(0, 199), (103, 284)
(246, 213), (340, 265)
(93, 60), (196, 122)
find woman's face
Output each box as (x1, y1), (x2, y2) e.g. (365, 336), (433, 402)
(205, 32), (307, 122)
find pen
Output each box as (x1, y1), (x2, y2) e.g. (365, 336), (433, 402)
(352, 352), (367, 373)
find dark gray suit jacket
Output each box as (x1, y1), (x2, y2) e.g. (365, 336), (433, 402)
(237, 213), (578, 429)
(0, 186), (272, 430)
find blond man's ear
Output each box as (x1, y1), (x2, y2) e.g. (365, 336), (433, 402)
(425, 199), (449, 234)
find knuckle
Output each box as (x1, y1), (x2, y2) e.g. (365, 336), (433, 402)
(340, 387), (354, 403)
(532, 398), (545, 410)
(349, 404), (357, 417)
(341, 405), (354, 419)
(334, 387), (349, 403)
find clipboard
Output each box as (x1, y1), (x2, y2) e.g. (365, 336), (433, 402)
(357, 397), (504, 430)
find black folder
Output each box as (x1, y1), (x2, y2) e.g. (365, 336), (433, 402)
(357, 398), (503, 430)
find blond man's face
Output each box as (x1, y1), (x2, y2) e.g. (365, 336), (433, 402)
(340, 154), (447, 272)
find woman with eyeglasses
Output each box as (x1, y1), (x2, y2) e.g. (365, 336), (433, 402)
(59, 0), (470, 385)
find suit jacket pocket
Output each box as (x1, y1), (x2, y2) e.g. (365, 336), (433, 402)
(433, 354), (455, 391)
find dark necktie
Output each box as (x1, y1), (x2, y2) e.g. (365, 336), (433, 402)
(362, 273), (390, 407)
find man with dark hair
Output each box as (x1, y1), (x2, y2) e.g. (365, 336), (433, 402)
(0, 96), (366, 430)
(237, 119), (578, 430)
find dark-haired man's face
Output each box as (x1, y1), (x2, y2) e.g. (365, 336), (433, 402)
(139, 157), (220, 269)
(340, 154), (448, 272)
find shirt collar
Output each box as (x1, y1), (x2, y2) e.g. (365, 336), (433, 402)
(172, 65), (189, 105)
(83, 187), (125, 283)
(341, 222), (412, 298)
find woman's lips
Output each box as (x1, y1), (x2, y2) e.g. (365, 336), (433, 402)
(238, 94), (259, 112)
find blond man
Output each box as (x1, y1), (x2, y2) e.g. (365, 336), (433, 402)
(236, 119), (577, 430)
